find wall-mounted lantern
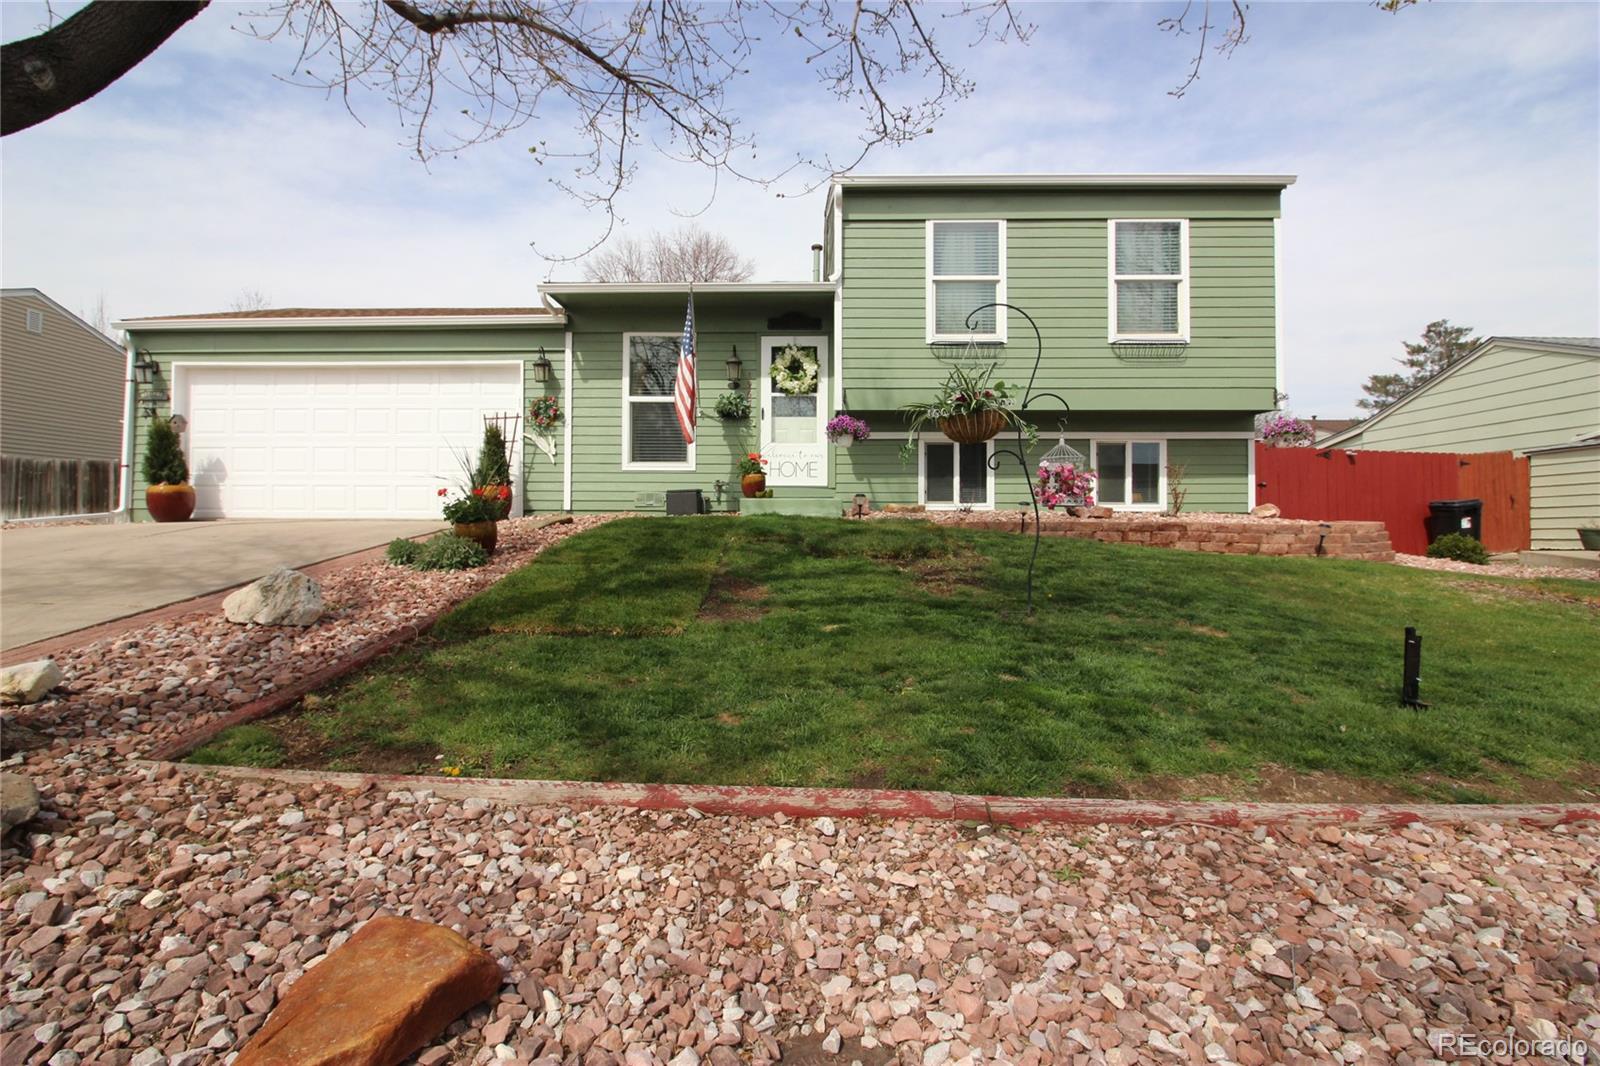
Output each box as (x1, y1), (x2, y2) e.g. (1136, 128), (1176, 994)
(133, 351), (160, 386)
(531, 348), (553, 384)
(726, 345), (742, 388)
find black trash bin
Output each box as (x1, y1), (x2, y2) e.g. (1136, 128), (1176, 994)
(1426, 498), (1483, 543)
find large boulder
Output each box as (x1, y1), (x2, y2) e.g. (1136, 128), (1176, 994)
(235, 915), (501, 1066)
(224, 568), (325, 626)
(1250, 502), (1282, 519)
(0, 772), (40, 834)
(0, 659), (64, 705)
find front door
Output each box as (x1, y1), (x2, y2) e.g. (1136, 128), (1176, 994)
(759, 335), (830, 487)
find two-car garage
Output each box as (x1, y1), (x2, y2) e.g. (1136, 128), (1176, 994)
(174, 362), (524, 519)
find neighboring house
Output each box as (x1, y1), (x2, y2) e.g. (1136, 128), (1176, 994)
(1307, 417), (1360, 444)
(1, 288), (127, 517)
(1322, 337), (1600, 550)
(113, 173), (1293, 521)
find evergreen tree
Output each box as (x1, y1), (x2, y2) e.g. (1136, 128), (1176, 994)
(142, 418), (189, 485)
(1358, 320), (1481, 413)
(473, 424), (511, 488)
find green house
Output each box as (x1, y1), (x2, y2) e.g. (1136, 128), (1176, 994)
(114, 173), (1293, 521)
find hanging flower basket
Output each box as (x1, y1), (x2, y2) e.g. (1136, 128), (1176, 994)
(938, 410), (1007, 444)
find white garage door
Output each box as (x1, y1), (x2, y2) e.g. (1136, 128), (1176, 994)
(178, 363), (523, 519)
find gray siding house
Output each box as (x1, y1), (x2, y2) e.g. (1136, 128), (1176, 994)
(1, 289), (127, 517)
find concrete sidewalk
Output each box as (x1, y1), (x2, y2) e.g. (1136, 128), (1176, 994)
(0, 518), (440, 650)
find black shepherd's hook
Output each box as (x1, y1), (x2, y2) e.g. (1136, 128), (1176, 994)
(964, 302), (1068, 615)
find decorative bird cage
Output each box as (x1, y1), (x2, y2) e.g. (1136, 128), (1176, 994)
(1037, 426), (1092, 508)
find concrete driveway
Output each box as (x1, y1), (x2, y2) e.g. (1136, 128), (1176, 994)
(0, 519), (441, 651)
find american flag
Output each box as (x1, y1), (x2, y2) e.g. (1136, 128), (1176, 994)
(674, 292), (697, 445)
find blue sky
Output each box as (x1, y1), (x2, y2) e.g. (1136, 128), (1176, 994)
(2, 1), (1596, 416)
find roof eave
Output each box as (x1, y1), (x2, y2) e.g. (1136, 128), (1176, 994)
(830, 173), (1297, 190)
(115, 313), (565, 331)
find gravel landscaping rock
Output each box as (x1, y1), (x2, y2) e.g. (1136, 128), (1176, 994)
(1394, 552), (1599, 581)
(1, 511), (1596, 1065)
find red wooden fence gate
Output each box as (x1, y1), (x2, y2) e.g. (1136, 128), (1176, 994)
(1254, 445), (1530, 555)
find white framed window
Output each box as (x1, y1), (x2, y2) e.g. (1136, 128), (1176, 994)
(620, 332), (694, 470)
(1092, 439), (1166, 510)
(25, 308), (44, 333)
(1108, 219), (1189, 342)
(927, 220), (1006, 343)
(919, 434), (994, 510)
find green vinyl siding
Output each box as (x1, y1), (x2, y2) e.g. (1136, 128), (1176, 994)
(838, 186), (1279, 412)
(1166, 438), (1251, 513)
(1529, 445), (1600, 551)
(123, 324), (563, 521)
(1332, 343), (1600, 454)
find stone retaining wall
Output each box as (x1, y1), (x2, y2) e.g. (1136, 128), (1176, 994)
(896, 512), (1395, 561)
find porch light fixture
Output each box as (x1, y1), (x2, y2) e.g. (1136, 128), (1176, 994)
(133, 351), (160, 386)
(531, 348), (553, 384)
(726, 346), (742, 388)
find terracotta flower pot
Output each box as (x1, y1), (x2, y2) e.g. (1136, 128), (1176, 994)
(145, 483), (196, 522)
(741, 473), (767, 498)
(939, 410), (1007, 444)
(453, 521), (497, 554)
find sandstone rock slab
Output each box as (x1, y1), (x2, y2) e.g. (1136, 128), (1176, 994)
(234, 915), (500, 1066)
(0, 658), (63, 704)
(0, 772), (40, 833)
(1250, 503), (1282, 518)
(224, 568), (325, 626)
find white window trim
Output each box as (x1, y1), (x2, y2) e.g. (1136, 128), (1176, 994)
(1090, 437), (1168, 512)
(1107, 219), (1190, 343)
(917, 432), (996, 511)
(620, 331), (695, 472)
(926, 219), (1007, 344)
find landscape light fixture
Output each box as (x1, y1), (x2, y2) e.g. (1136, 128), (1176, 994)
(726, 346), (742, 388)
(531, 349), (553, 384)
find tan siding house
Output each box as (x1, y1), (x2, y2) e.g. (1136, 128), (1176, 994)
(1326, 338), (1599, 454)
(1324, 337), (1599, 552)
(1525, 438), (1600, 551)
(1, 289), (126, 462)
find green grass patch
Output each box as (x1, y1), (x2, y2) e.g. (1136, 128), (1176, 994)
(192, 516), (1600, 801)
(188, 724), (285, 768)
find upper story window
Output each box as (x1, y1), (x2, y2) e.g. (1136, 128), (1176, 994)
(1109, 219), (1188, 342)
(621, 333), (694, 470)
(25, 308), (44, 333)
(927, 220), (1006, 343)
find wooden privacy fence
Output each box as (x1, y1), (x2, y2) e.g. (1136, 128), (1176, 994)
(1, 456), (120, 519)
(1254, 444), (1530, 555)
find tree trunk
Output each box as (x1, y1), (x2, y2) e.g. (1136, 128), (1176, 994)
(2, 1), (209, 137)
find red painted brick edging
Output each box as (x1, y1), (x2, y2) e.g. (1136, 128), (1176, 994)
(145, 761), (1600, 831)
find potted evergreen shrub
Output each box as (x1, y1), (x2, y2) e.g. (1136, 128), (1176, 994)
(473, 424), (513, 520)
(143, 417), (195, 522)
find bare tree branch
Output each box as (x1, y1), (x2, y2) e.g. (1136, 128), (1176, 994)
(1159, 0), (1248, 99)
(1, 1), (209, 136)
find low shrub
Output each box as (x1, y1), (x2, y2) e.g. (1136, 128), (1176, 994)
(415, 533), (489, 571)
(386, 538), (422, 566)
(1426, 532), (1489, 565)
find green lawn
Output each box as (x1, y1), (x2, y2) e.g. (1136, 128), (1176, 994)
(190, 516), (1600, 802)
